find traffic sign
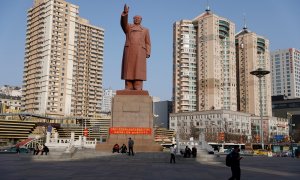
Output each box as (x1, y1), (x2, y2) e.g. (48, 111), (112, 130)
(274, 135), (284, 141)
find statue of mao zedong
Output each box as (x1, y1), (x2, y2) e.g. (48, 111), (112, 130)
(120, 4), (151, 90)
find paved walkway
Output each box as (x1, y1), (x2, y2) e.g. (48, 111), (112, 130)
(1, 152), (299, 180)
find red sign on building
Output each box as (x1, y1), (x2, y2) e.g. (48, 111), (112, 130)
(84, 128), (89, 137)
(109, 127), (152, 135)
(218, 132), (225, 141)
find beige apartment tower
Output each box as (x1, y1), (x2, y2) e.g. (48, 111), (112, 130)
(173, 9), (237, 113)
(271, 48), (300, 99)
(235, 27), (272, 117)
(22, 0), (104, 117)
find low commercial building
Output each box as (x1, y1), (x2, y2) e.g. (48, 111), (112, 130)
(0, 94), (22, 113)
(153, 100), (172, 129)
(170, 110), (252, 143)
(170, 110), (289, 144)
(272, 95), (300, 143)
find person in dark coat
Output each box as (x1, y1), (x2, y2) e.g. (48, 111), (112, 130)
(42, 144), (49, 155)
(184, 146), (191, 158)
(192, 146), (197, 158)
(128, 137), (134, 156)
(120, 4), (151, 90)
(120, 144), (127, 154)
(228, 146), (243, 180)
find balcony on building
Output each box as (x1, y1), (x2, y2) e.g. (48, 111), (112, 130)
(257, 38), (265, 54)
(219, 20), (229, 39)
(180, 100), (190, 106)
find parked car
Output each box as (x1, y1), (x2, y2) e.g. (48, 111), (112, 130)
(281, 151), (291, 157)
(272, 151), (292, 157)
(253, 149), (268, 156)
(0, 147), (29, 154)
(208, 150), (214, 154)
(224, 148), (233, 154)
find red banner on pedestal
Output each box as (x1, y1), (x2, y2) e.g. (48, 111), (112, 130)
(109, 127), (152, 135)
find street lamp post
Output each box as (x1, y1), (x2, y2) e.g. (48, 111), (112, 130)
(153, 114), (159, 141)
(250, 68), (270, 150)
(287, 112), (295, 157)
(289, 123), (295, 157)
(222, 119), (228, 143)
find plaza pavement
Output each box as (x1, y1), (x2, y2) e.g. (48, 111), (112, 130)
(0, 151), (299, 180)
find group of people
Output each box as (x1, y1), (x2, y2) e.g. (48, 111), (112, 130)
(170, 144), (197, 163)
(182, 146), (197, 158)
(33, 144), (49, 155)
(171, 144), (242, 179)
(112, 137), (135, 156)
(112, 143), (127, 154)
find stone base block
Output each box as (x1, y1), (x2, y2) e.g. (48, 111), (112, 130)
(111, 94), (153, 128)
(101, 92), (161, 152)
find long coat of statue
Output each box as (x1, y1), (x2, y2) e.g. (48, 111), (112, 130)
(120, 13), (151, 81)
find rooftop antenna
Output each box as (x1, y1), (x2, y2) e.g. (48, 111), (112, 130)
(243, 13), (247, 31)
(205, 0), (211, 12)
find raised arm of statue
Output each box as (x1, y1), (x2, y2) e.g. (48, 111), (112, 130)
(123, 4), (129, 15)
(121, 4), (129, 33)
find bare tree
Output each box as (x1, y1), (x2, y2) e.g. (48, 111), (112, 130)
(190, 121), (200, 140)
(178, 121), (188, 140)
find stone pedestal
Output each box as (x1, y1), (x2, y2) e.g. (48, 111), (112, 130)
(111, 90), (153, 128)
(96, 90), (162, 152)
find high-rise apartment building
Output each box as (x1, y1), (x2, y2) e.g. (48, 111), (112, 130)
(22, 0), (104, 117)
(100, 88), (116, 113)
(271, 48), (300, 99)
(235, 27), (272, 116)
(173, 9), (237, 113)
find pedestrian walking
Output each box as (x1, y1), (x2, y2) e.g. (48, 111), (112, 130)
(128, 137), (134, 156)
(228, 146), (243, 180)
(16, 145), (20, 155)
(192, 146), (197, 158)
(170, 144), (176, 163)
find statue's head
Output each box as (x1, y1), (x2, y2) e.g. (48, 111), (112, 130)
(133, 15), (142, 25)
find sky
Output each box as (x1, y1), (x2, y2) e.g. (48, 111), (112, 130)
(0, 0), (300, 101)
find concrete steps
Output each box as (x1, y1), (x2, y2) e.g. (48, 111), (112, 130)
(96, 143), (163, 152)
(31, 147), (77, 161)
(27, 148), (223, 165)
